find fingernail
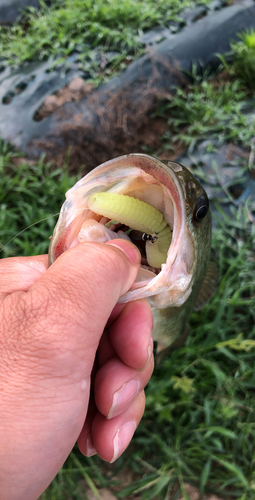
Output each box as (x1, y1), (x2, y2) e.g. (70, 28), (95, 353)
(86, 432), (97, 457)
(147, 335), (154, 365)
(106, 240), (140, 265)
(108, 380), (140, 419)
(110, 421), (137, 463)
(137, 335), (154, 372)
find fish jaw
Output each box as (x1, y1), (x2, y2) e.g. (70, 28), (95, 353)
(49, 154), (202, 308)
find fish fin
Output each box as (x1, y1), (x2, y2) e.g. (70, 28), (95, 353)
(194, 261), (219, 311)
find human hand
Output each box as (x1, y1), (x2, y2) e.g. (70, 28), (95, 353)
(0, 240), (154, 500)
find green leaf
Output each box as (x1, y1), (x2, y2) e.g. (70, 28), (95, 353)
(212, 456), (249, 488)
(204, 427), (237, 440)
(200, 457), (211, 491)
(172, 376), (195, 394)
(71, 454), (100, 499)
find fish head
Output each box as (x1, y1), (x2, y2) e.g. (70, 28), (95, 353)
(49, 153), (211, 310)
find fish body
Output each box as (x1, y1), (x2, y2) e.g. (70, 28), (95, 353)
(49, 154), (217, 352)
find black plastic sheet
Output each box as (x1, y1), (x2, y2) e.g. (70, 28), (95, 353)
(0, 0), (51, 24)
(0, 0), (254, 166)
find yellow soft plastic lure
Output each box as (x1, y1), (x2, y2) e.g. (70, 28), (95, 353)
(88, 192), (172, 268)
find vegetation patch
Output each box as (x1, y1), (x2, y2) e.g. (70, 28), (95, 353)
(0, 0), (214, 83)
(153, 70), (255, 155)
(220, 27), (255, 88)
(0, 144), (80, 257)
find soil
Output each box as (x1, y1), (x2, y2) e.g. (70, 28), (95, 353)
(67, 480), (225, 500)
(34, 78), (95, 121)
(53, 110), (180, 174)
(176, 484), (226, 500)
(31, 69), (246, 175)
(14, 71), (246, 177)
(13, 108), (185, 174)
(29, 55), (187, 173)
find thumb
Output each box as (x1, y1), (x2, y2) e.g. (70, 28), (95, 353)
(28, 240), (141, 351)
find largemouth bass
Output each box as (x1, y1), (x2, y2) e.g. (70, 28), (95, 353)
(49, 154), (217, 353)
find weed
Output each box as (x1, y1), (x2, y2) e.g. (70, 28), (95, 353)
(230, 29), (255, 88)
(218, 28), (255, 89)
(0, 142), (80, 258)
(155, 73), (255, 152)
(0, 0), (211, 83)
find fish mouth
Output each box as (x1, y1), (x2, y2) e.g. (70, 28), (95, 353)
(49, 154), (195, 308)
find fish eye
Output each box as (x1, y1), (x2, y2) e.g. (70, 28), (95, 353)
(193, 195), (209, 222)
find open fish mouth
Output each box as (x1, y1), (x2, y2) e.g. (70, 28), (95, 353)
(49, 154), (196, 309)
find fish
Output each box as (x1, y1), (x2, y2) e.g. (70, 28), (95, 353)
(48, 153), (218, 355)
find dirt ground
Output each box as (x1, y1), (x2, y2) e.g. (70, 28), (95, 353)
(67, 464), (226, 500)
(34, 78), (96, 121)
(176, 484), (224, 500)
(80, 483), (224, 500)
(31, 61), (187, 173)
(32, 68), (242, 177)
(32, 70), (244, 176)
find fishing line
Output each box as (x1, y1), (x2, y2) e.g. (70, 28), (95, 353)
(0, 213), (60, 254)
(0, 191), (100, 254)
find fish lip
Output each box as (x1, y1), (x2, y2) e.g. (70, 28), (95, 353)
(49, 153), (194, 307)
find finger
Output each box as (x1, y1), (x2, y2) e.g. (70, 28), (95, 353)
(94, 355), (154, 419)
(109, 299), (153, 371)
(91, 391), (145, 462)
(27, 240), (141, 356)
(0, 255), (48, 296)
(97, 300), (153, 370)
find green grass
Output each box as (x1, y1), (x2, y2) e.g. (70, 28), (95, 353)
(219, 28), (255, 89)
(0, 0), (211, 83)
(154, 70), (255, 153)
(0, 144), (80, 257)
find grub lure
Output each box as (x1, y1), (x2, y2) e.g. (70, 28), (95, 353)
(87, 192), (172, 268)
